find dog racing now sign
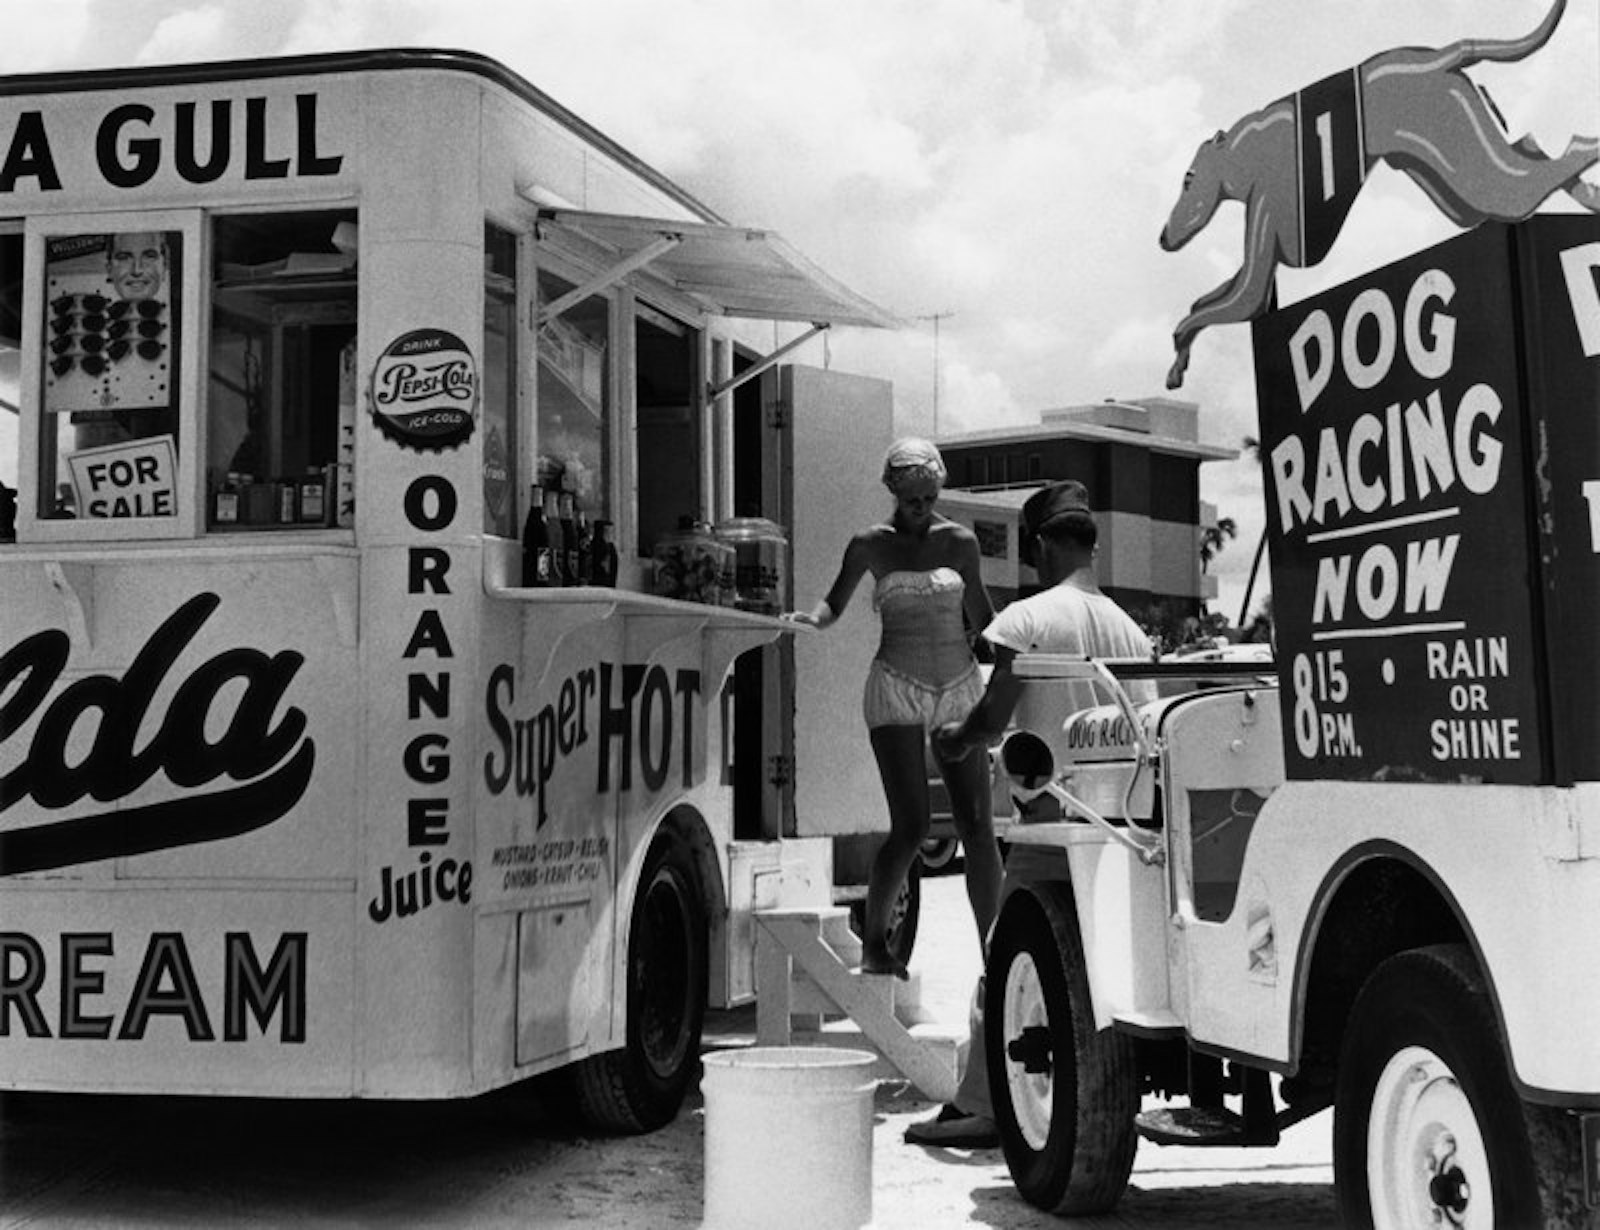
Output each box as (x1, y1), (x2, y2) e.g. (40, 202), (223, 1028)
(1253, 217), (1600, 787)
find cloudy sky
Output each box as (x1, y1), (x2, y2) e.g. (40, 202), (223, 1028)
(2, 0), (1596, 619)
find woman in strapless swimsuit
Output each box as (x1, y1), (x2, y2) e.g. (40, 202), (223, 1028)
(787, 438), (1001, 977)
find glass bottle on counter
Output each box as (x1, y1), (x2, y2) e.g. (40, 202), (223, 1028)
(299, 466), (326, 524)
(591, 520), (618, 587)
(275, 478), (298, 525)
(242, 474), (273, 526)
(558, 490), (579, 585)
(214, 472), (241, 526)
(543, 486), (566, 585)
(521, 483), (553, 587)
(574, 507), (593, 586)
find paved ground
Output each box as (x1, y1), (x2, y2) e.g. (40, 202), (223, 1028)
(0, 874), (1338, 1228)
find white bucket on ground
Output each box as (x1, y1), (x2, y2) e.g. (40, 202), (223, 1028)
(700, 1046), (878, 1230)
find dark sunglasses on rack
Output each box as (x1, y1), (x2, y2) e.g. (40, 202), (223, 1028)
(107, 339), (166, 363)
(50, 354), (108, 377)
(50, 293), (111, 315)
(107, 298), (165, 320)
(51, 313), (109, 335)
(107, 317), (165, 340)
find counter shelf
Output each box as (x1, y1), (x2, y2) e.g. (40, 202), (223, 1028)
(486, 581), (805, 695)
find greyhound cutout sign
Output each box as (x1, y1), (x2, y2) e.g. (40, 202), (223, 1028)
(1160, 0), (1600, 388)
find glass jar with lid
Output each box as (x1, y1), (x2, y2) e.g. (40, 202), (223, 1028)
(714, 516), (788, 614)
(652, 515), (734, 606)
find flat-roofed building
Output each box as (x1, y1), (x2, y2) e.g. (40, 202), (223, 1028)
(937, 397), (1236, 616)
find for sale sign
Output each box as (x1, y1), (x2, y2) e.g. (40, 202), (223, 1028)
(66, 435), (176, 518)
(1253, 223), (1547, 783)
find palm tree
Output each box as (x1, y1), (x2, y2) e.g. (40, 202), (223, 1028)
(1238, 435), (1269, 628)
(1199, 516), (1237, 573)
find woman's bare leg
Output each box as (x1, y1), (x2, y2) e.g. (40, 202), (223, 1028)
(863, 724), (931, 976)
(935, 741), (1002, 949)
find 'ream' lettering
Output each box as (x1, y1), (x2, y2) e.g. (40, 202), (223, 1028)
(0, 930), (307, 1042)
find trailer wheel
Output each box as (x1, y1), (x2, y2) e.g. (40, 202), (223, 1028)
(985, 883), (1138, 1215)
(1334, 944), (1589, 1229)
(569, 836), (708, 1134)
(847, 860), (921, 969)
(918, 837), (961, 875)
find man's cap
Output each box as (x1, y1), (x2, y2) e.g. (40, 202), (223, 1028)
(1020, 481), (1091, 568)
(1022, 480), (1092, 538)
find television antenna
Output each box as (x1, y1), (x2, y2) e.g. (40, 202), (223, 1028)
(914, 311), (955, 435)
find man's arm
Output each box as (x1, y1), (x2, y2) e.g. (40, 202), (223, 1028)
(933, 644), (1025, 761)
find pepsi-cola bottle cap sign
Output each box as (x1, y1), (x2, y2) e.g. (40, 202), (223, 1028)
(369, 327), (478, 451)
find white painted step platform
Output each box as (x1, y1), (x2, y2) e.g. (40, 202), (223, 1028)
(754, 906), (962, 1103)
(785, 1019), (965, 1093)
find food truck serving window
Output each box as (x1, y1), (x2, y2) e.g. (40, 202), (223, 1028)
(635, 304), (702, 557)
(535, 268), (610, 530)
(208, 209), (356, 531)
(483, 224), (518, 539)
(37, 225), (183, 523)
(18, 210), (201, 540)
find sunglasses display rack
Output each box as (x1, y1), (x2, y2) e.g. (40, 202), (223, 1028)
(45, 291), (171, 408)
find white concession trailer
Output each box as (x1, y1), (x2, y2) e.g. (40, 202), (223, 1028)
(0, 48), (901, 1130)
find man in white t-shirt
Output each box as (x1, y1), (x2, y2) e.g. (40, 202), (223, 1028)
(905, 478), (1152, 1148)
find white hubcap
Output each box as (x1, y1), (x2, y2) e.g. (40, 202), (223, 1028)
(1001, 951), (1053, 1151)
(1367, 1045), (1492, 1229)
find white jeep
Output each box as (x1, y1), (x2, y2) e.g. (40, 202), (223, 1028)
(986, 654), (1597, 1228)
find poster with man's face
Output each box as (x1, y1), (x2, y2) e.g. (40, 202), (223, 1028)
(44, 230), (177, 416)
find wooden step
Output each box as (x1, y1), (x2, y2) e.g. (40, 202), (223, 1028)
(753, 907), (959, 1103)
(789, 1019), (964, 1091)
(787, 967), (926, 1026)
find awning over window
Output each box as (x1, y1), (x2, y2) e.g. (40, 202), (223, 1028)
(534, 208), (901, 331)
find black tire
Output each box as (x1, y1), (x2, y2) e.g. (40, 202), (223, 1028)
(848, 859), (921, 968)
(1334, 944), (1594, 1230)
(918, 837), (961, 875)
(984, 883), (1139, 1215)
(567, 835), (708, 1134)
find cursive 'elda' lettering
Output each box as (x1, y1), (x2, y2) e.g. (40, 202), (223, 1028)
(0, 592), (315, 875)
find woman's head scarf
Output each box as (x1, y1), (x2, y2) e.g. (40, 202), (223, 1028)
(880, 436), (947, 495)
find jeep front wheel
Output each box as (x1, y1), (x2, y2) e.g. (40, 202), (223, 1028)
(984, 883), (1138, 1215)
